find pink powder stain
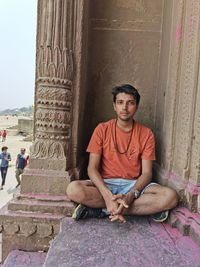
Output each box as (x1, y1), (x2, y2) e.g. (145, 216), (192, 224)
(164, 171), (200, 196)
(176, 25), (182, 43)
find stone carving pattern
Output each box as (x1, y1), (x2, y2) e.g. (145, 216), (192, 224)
(33, 85), (72, 159)
(0, 221), (58, 238)
(31, 0), (77, 164)
(174, 0), (200, 177)
(163, 0), (184, 170)
(37, 46), (74, 84)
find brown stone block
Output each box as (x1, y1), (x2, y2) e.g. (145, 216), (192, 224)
(21, 168), (72, 196)
(4, 223), (20, 235)
(0, 203), (65, 260)
(37, 223), (53, 238)
(2, 233), (51, 262)
(29, 158), (67, 171)
(19, 222), (37, 237)
(53, 223), (61, 235)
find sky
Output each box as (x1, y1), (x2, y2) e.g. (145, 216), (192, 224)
(0, 0), (37, 110)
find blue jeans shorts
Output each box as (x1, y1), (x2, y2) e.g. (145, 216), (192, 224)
(104, 178), (158, 195)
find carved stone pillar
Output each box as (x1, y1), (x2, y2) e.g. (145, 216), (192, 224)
(30, 0), (75, 171)
(21, 0), (89, 195)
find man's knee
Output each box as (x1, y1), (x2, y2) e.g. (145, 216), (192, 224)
(161, 187), (178, 210)
(66, 181), (86, 203)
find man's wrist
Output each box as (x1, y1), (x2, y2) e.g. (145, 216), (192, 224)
(129, 189), (141, 199)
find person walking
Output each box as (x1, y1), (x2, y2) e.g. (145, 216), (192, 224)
(15, 148), (29, 188)
(0, 146), (11, 190)
(2, 130), (7, 142)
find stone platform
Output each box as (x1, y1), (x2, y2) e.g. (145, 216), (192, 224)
(43, 216), (200, 267)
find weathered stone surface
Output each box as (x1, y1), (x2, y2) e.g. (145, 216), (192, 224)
(0, 204), (65, 260)
(44, 217), (200, 267)
(2, 250), (46, 267)
(37, 224), (53, 238)
(21, 168), (72, 196)
(3, 224), (19, 235)
(53, 223), (60, 236)
(169, 207), (200, 246)
(19, 222), (37, 237)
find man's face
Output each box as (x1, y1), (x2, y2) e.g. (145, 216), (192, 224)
(21, 149), (25, 154)
(113, 93), (138, 121)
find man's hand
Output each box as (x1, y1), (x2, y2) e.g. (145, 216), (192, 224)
(112, 192), (135, 215)
(104, 195), (120, 215)
(104, 194), (127, 223)
(109, 214), (126, 223)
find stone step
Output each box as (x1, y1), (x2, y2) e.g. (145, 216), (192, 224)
(0, 204), (65, 260)
(18, 193), (70, 202)
(43, 216), (200, 267)
(2, 250), (46, 267)
(8, 198), (75, 216)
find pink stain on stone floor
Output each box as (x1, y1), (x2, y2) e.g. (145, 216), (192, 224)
(176, 25), (182, 43)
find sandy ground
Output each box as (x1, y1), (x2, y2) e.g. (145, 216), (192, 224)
(0, 115), (32, 263)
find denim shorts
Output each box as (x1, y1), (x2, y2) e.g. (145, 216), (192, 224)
(104, 178), (158, 195)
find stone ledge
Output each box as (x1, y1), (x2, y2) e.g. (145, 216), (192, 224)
(169, 207), (200, 246)
(18, 193), (71, 202)
(8, 198), (75, 215)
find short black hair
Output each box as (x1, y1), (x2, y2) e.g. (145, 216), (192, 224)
(2, 146), (8, 151)
(112, 84), (140, 105)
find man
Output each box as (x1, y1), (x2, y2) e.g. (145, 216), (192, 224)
(15, 148), (29, 188)
(0, 146), (11, 190)
(67, 84), (178, 223)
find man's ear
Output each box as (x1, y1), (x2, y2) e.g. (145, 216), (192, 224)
(113, 102), (116, 111)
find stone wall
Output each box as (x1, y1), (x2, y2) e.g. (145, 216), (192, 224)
(155, 0), (200, 214)
(83, 0), (164, 140)
(18, 118), (33, 135)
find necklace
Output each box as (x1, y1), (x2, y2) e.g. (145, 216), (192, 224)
(112, 119), (134, 154)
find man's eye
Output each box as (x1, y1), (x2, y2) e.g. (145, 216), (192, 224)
(129, 101), (136, 105)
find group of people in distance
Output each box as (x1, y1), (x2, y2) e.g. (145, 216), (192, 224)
(0, 146), (29, 190)
(0, 130), (7, 142)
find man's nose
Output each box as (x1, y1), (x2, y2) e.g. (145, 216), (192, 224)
(122, 103), (128, 110)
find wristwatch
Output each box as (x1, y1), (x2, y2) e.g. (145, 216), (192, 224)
(130, 189), (140, 199)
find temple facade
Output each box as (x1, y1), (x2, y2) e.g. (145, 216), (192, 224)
(0, 0), (200, 260)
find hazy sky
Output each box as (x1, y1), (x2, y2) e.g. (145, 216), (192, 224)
(0, 0), (37, 110)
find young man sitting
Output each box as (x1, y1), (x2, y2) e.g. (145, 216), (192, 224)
(67, 84), (178, 223)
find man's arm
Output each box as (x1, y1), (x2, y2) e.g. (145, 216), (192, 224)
(87, 153), (124, 219)
(131, 159), (153, 192)
(16, 155), (19, 168)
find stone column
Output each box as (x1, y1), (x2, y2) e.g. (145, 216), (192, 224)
(31, 0), (74, 171)
(21, 0), (89, 195)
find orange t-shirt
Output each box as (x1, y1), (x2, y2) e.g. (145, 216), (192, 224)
(87, 119), (155, 180)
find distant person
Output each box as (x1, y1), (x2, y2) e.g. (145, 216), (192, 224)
(2, 130), (7, 142)
(15, 148), (29, 188)
(0, 146), (11, 190)
(0, 131), (2, 139)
